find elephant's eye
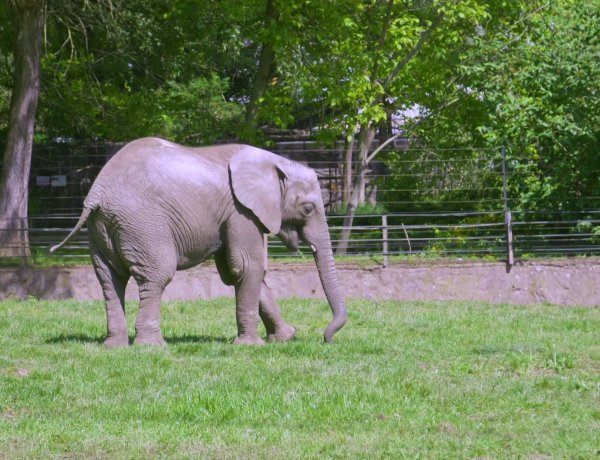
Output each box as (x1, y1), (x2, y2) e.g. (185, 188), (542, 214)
(301, 203), (315, 217)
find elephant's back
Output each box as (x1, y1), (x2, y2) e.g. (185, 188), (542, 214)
(99, 137), (237, 179)
(85, 137), (241, 209)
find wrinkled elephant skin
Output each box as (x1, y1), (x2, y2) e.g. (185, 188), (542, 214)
(51, 138), (347, 346)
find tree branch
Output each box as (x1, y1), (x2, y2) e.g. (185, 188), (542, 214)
(366, 131), (404, 163)
(366, 95), (462, 163)
(381, 11), (444, 91)
(370, 0), (395, 82)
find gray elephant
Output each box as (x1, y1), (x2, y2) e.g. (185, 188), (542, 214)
(51, 137), (347, 346)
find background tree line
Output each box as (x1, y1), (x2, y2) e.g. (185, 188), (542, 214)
(1, 0), (598, 256)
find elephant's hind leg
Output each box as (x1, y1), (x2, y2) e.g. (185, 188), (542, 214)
(132, 280), (169, 346)
(131, 260), (176, 347)
(91, 248), (130, 348)
(260, 281), (296, 343)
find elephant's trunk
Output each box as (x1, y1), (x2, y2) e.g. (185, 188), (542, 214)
(305, 224), (347, 343)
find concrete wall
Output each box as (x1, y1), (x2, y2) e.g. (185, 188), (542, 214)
(1, 259), (598, 306)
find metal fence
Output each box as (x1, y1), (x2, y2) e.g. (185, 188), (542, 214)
(2, 142), (600, 266)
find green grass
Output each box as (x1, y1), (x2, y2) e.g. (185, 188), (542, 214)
(1, 299), (599, 459)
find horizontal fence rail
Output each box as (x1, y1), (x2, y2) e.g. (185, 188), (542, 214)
(2, 210), (600, 266)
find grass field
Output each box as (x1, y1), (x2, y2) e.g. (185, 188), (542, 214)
(0, 298), (598, 459)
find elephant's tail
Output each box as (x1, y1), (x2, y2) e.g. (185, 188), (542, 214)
(49, 205), (96, 253)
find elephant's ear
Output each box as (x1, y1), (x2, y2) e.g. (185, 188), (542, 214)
(229, 147), (285, 234)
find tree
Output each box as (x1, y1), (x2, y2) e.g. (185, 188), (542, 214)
(474, 0), (600, 213)
(269, 0), (491, 253)
(413, 0), (600, 213)
(37, 0), (249, 144)
(240, 0), (278, 142)
(0, 0), (46, 258)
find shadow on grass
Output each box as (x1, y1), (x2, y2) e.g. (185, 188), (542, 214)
(45, 333), (231, 345)
(46, 333), (105, 344)
(165, 334), (231, 344)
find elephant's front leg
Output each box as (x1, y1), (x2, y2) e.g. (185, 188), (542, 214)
(233, 274), (265, 345)
(260, 281), (296, 342)
(226, 215), (268, 346)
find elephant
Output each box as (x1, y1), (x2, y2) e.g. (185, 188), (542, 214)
(50, 137), (347, 346)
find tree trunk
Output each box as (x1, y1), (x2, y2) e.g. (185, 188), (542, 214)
(341, 132), (355, 206)
(336, 122), (376, 255)
(240, 0), (277, 142)
(0, 0), (46, 259)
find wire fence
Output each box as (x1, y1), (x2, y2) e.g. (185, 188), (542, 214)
(2, 141), (600, 266)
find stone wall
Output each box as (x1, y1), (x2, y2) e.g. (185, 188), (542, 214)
(1, 259), (598, 306)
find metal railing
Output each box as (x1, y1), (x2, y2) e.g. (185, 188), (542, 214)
(3, 142), (600, 266)
(3, 209), (600, 267)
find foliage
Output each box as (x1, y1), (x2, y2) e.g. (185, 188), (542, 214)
(1, 298), (598, 458)
(264, 1), (513, 254)
(380, 146), (505, 214)
(30, 0), (257, 144)
(0, 0), (268, 144)
(274, 1), (487, 135)
(1, 0), (599, 253)
(411, 0), (600, 212)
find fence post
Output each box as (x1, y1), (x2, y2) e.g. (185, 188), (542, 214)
(382, 214), (388, 268)
(19, 217), (28, 268)
(505, 210), (514, 266)
(501, 145), (514, 267)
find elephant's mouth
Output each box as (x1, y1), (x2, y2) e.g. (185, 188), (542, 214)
(278, 226), (300, 252)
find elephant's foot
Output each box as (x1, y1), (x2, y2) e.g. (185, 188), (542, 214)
(234, 334), (265, 346)
(267, 324), (296, 343)
(134, 332), (167, 347)
(104, 334), (130, 348)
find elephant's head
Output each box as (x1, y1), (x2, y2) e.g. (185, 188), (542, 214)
(229, 146), (347, 342)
